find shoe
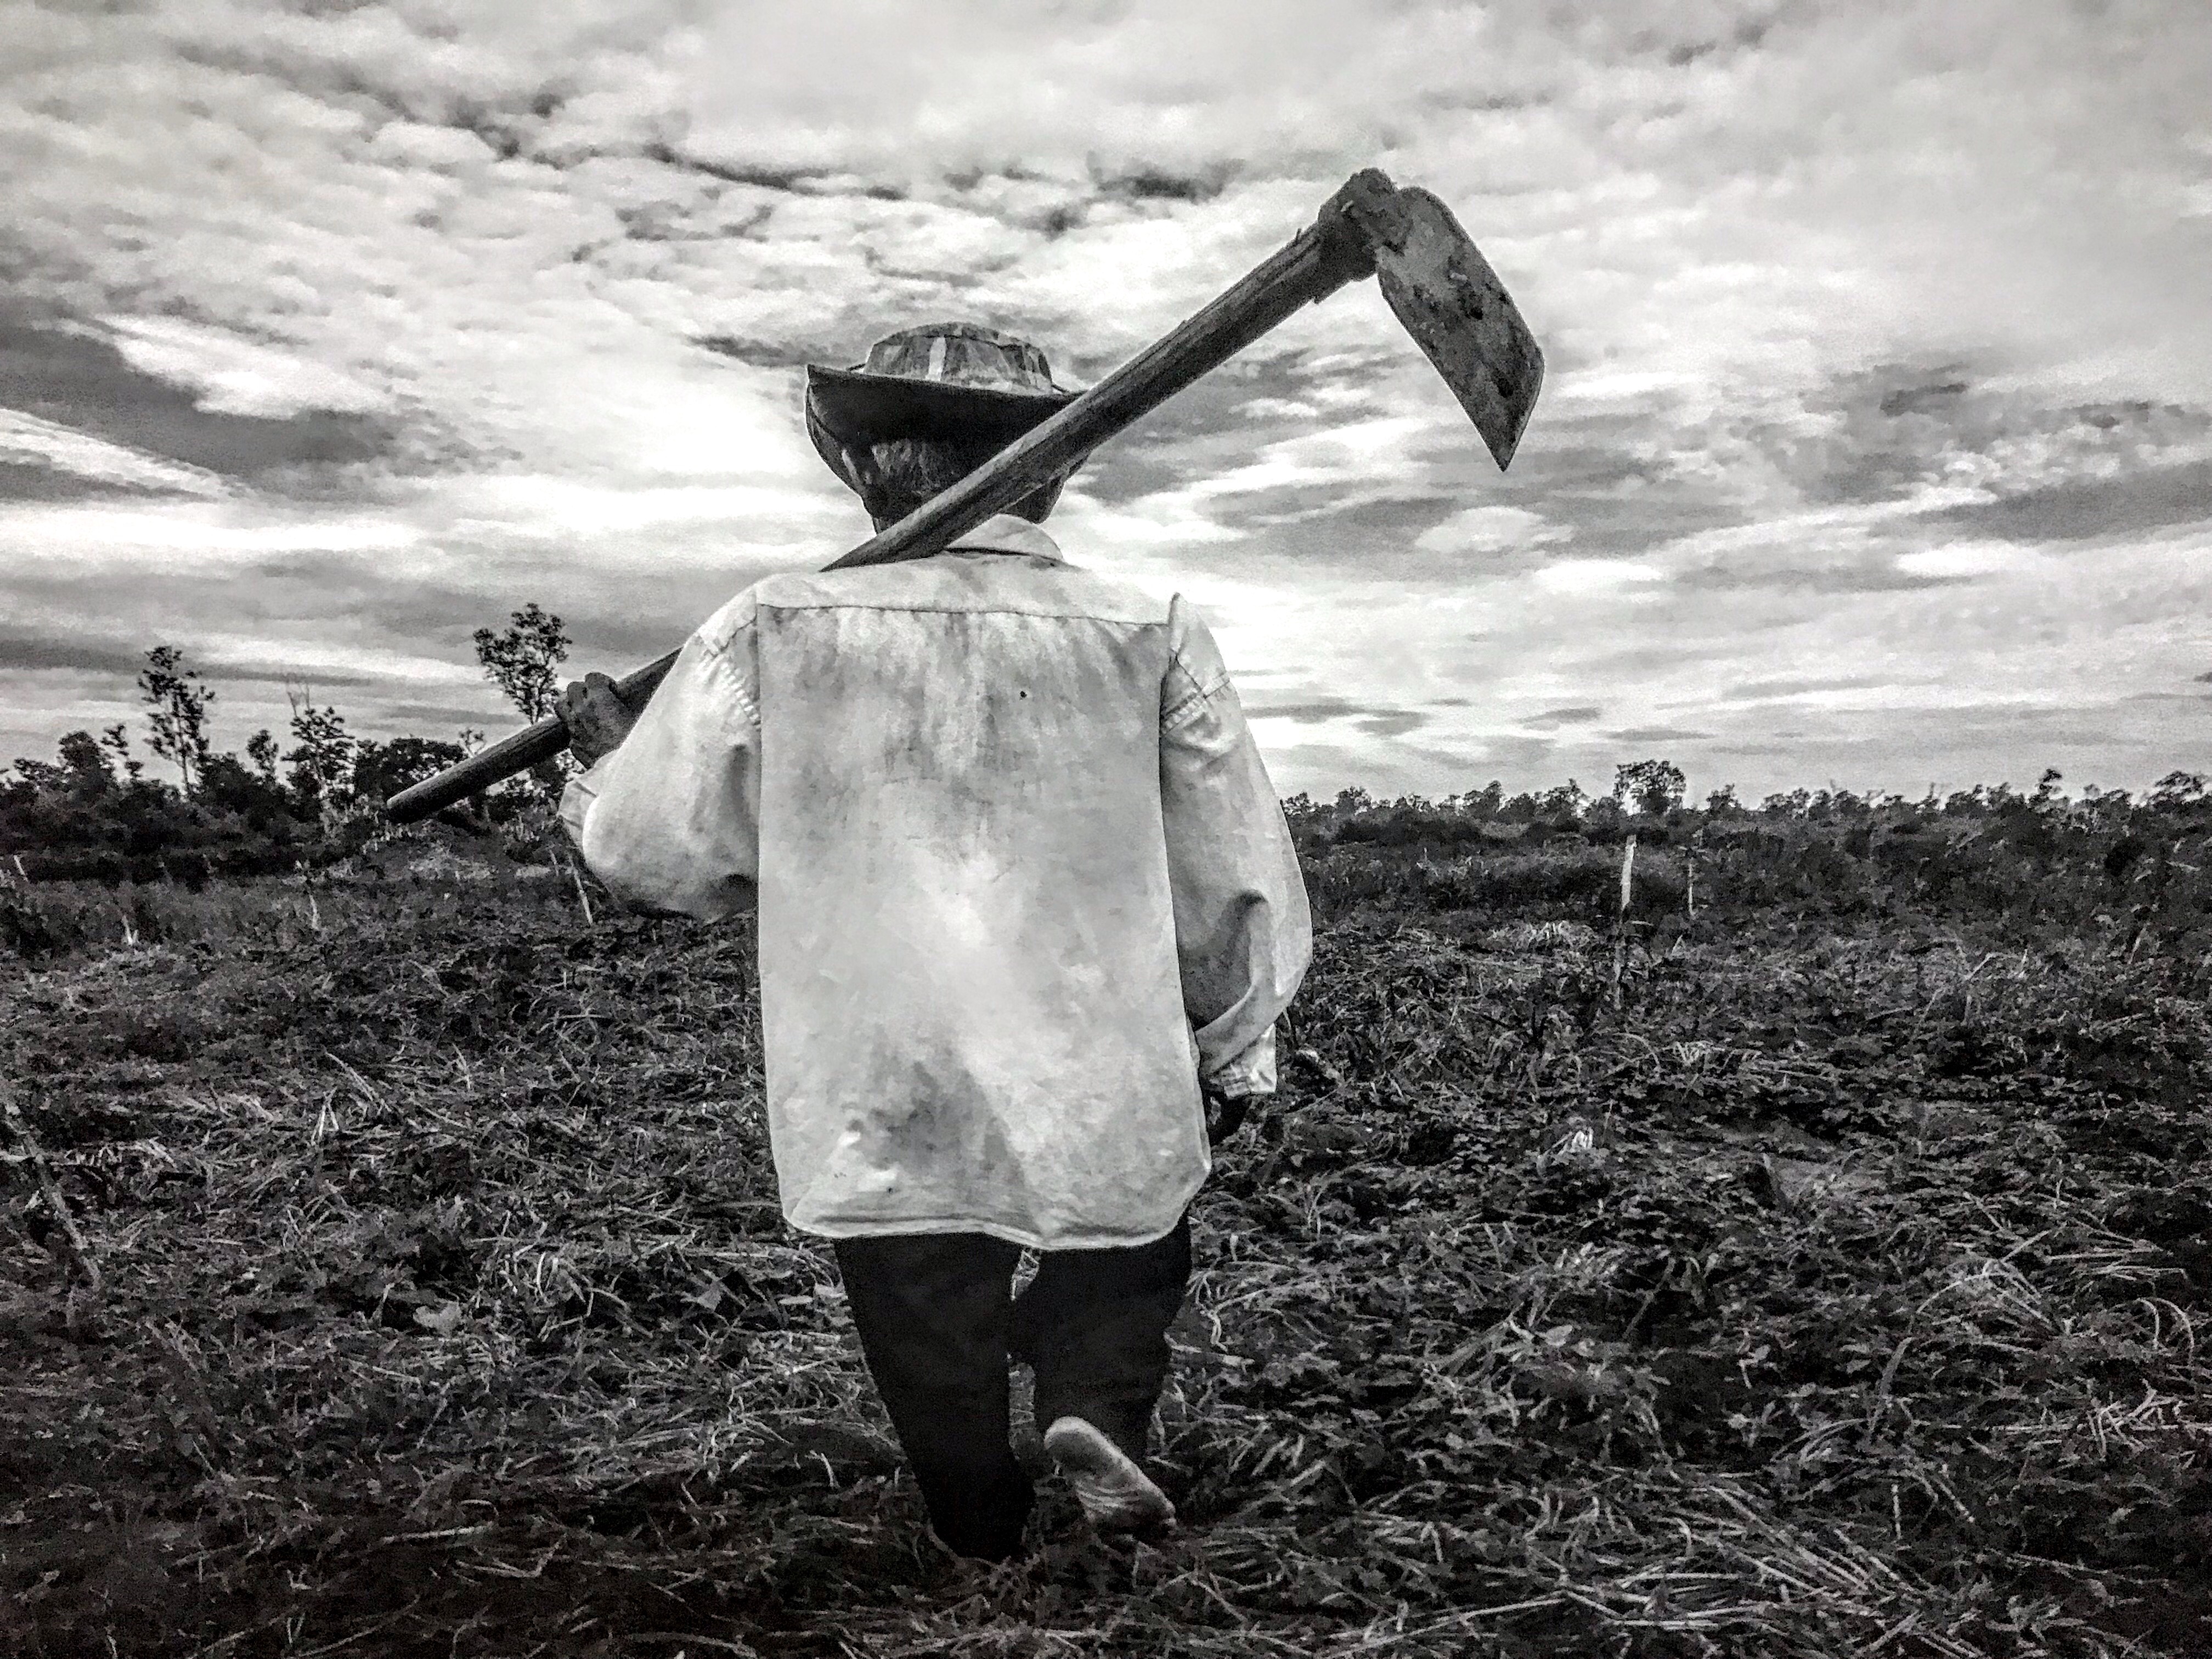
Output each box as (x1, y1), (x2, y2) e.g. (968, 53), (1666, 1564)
(1042, 1417), (1176, 1533)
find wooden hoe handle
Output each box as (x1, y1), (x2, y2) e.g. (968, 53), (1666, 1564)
(386, 171), (1387, 824)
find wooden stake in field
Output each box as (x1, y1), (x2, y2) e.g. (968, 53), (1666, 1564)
(563, 851), (596, 927)
(0, 1076), (103, 1318)
(1612, 832), (1637, 1011)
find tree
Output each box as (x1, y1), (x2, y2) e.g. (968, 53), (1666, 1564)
(1533, 779), (1587, 823)
(1451, 781), (1505, 820)
(245, 730), (280, 784)
(2149, 771), (2206, 809)
(1763, 788), (1813, 818)
(473, 603), (571, 723)
(1614, 758), (1687, 817)
(285, 702), (357, 809)
(199, 750), (299, 830)
(100, 724), (143, 781)
(350, 735), (467, 806)
(139, 645), (214, 793)
(5, 754), (70, 793)
(1583, 794), (1626, 836)
(53, 731), (114, 793)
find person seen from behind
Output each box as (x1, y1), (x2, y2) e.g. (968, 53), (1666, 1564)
(557, 321), (1311, 1561)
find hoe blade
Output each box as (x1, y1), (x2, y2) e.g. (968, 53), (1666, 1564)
(1374, 187), (1544, 470)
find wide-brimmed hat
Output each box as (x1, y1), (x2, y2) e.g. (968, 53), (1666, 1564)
(805, 321), (1081, 494)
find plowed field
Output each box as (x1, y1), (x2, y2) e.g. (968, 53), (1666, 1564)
(3, 868), (2208, 1656)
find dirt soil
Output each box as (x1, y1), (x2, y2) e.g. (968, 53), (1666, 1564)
(2, 878), (2208, 1657)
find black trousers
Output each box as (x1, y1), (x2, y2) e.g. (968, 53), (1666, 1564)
(832, 1216), (1191, 1561)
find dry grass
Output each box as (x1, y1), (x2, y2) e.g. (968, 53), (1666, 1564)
(1, 863), (2208, 1657)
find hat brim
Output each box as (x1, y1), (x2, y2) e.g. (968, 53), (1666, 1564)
(805, 364), (1079, 485)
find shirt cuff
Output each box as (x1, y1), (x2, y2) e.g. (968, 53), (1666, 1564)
(557, 770), (600, 848)
(1205, 1024), (1278, 1099)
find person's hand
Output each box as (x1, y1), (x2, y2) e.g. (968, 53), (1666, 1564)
(560, 672), (637, 769)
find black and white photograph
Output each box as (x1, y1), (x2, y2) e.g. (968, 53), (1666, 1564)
(2, 3), (2208, 1654)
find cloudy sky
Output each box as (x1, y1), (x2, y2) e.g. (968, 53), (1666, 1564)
(3, 0), (2209, 803)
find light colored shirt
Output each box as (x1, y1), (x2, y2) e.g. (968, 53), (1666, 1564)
(560, 514), (1312, 1249)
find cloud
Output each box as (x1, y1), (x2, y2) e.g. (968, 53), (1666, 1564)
(0, 309), (397, 493)
(1893, 542), (2040, 579)
(1357, 711), (1430, 738)
(1532, 559), (1667, 595)
(1415, 504), (1569, 557)
(1722, 674), (1890, 703)
(1, 0), (2209, 799)
(1917, 457), (2212, 545)
(0, 502), (420, 567)
(0, 408), (228, 499)
(1245, 696), (1436, 744)
(1523, 706), (1604, 730)
(1246, 697), (1368, 725)
(0, 630), (155, 678)
(100, 316), (396, 420)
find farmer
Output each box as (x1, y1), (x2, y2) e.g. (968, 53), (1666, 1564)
(556, 321), (1310, 1562)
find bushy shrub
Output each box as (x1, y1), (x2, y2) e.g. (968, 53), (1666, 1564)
(1, 637), (569, 893)
(0, 887), (78, 960)
(3, 726), (536, 887)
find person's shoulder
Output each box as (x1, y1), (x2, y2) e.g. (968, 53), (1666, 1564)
(1024, 555), (1176, 627)
(1162, 592), (1232, 710)
(694, 582), (765, 654)
(983, 526), (1177, 624)
(747, 561), (917, 619)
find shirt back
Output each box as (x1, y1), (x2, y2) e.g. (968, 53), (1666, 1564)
(751, 546), (1210, 1246)
(561, 515), (1311, 1251)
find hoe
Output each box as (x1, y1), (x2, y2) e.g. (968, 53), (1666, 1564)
(386, 168), (1544, 822)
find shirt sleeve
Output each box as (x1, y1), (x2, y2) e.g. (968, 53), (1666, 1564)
(557, 591), (762, 922)
(1158, 595), (1313, 1098)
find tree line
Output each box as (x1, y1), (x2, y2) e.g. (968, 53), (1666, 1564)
(1285, 758), (2211, 849)
(0, 606), (573, 885)
(7, 613), (2206, 890)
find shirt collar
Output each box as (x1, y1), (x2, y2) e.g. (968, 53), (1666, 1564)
(945, 513), (1063, 562)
